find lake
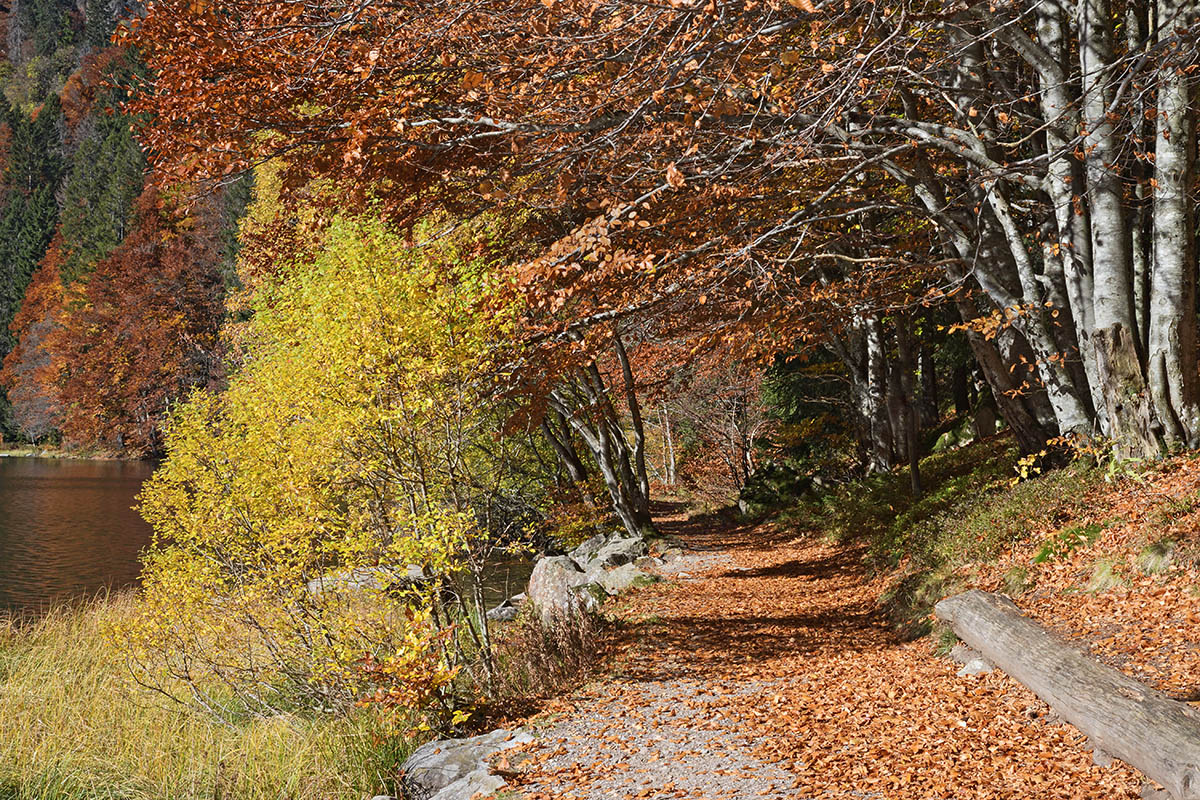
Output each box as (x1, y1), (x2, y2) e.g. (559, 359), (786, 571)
(0, 456), (156, 616)
(0, 456), (532, 617)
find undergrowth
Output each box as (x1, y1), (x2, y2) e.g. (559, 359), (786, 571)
(783, 435), (1105, 636)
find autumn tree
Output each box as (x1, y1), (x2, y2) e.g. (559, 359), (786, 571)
(0, 236), (65, 440)
(44, 186), (224, 454)
(126, 211), (548, 719)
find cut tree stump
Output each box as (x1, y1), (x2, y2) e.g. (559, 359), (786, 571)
(934, 589), (1200, 800)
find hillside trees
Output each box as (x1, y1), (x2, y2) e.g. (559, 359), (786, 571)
(0, 95), (63, 361)
(0, 237), (65, 439)
(0, 18), (229, 451)
(42, 186), (225, 455)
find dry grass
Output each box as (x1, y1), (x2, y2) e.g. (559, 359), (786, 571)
(0, 594), (411, 800)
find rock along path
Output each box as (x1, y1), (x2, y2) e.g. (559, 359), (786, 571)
(505, 507), (1146, 800)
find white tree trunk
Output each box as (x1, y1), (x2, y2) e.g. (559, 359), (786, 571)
(1147, 0), (1200, 446)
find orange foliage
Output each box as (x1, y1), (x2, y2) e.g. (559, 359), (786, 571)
(0, 238), (67, 440)
(509, 515), (1152, 799)
(43, 187), (225, 454)
(59, 47), (130, 132)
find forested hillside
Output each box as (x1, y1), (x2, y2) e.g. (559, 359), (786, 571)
(0, 0), (242, 454)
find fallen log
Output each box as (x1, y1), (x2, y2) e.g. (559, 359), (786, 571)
(934, 589), (1200, 800)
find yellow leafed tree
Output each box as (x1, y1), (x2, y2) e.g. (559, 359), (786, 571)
(117, 210), (535, 724)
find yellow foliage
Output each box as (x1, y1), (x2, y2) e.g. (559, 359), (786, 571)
(115, 211), (523, 721)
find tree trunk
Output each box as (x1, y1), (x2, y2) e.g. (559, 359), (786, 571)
(919, 343), (939, 429)
(613, 328), (652, 502)
(952, 363), (970, 418)
(549, 373), (655, 538)
(660, 403), (676, 486)
(935, 590), (1200, 800)
(1147, 0), (1200, 447)
(985, 182), (1092, 436)
(541, 414), (598, 509)
(1078, 0), (1164, 457)
(1094, 324), (1165, 460)
(896, 313), (922, 497)
(865, 315), (894, 472)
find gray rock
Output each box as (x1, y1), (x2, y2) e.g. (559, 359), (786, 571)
(526, 556), (591, 622)
(634, 555), (662, 570)
(957, 658), (994, 677)
(485, 602), (519, 622)
(593, 562), (658, 596)
(568, 533), (608, 570)
(948, 643), (981, 665)
(591, 537), (647, 569)
(401, 729), (533, 800)
(430, 769), (505, 800)
(305, 564), (426, 597)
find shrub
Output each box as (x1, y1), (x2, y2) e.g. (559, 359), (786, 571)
(115, 212), (546, 725)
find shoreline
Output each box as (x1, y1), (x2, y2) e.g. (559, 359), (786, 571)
(0, 447), (141, 461)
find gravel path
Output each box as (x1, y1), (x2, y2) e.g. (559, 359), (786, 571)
(509, 517), (804, 800)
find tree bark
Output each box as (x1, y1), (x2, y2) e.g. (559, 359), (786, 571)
(1094, 324), (1165, 460)
(936, 590), (1200, 800)
(660, 403), (676, 486)
(865, 315), (894, 473)
(896, 313), (922, 497)
(1147, 0), (1200, 446)
(541, 414), (597, 509)
(549, 371), (655, 538)
(612, 328), (652, 502)
(919, 343), (939, 429)
(952, 363), (970, 418)
(1077, 0), (1166, 457)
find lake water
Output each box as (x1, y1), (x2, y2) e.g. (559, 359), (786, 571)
(0, 457), (156, 616)
(0, 456), (533, 617)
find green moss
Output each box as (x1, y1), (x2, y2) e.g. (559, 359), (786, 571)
(1084, 558), (1129, 593)
(1032, 522), (1105, 564)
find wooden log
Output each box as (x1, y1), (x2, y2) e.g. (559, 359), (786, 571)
(934, 589), (1200, 800)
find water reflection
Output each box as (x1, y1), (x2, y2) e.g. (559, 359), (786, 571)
(0, 457), (155, 616)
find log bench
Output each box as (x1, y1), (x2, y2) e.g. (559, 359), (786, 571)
(935, 589), (1200, 800)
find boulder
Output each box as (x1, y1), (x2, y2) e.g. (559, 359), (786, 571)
(568, 533), (608, 570)
(526, 556), (590, 621)
(593, 562), (658, 596)
(305, 564), (426, 597)
(400, 729), (533, 800)
(590, 537), (647, 569)
(634, 555), (662, 570)
(486, 601), (519, 622)
(957, 657), (994, 677)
